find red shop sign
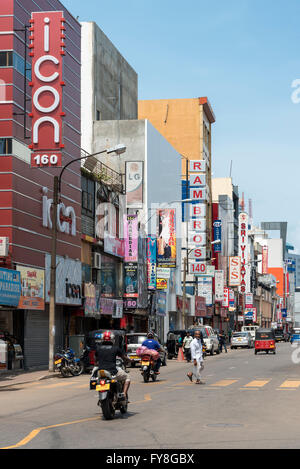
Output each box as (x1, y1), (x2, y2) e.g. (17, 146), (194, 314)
(29, 11), (66, 168)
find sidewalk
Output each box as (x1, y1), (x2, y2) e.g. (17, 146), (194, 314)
(0, 368), (57, 389)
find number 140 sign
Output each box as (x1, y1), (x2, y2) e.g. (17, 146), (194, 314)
(189, 262), (207, 275)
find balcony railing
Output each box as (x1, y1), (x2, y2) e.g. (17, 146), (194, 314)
(80, 148), (123, 193)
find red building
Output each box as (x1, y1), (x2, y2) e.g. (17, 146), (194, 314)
(0, 0), (81, 368)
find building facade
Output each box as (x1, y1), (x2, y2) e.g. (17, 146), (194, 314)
(0, 0), (81, 369)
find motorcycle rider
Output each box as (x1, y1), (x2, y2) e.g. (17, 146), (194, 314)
(95, 331), (131, 399)
(142, 331), (164, 374)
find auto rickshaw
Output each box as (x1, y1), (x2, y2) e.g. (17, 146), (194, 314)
(82, 329), (127, 372)
(254, 328), (276, 355)
(166, 330), (187, 359)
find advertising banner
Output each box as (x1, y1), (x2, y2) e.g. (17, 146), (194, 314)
(84, 283), (97, 317)
(229, 289), (235, 308)
(195, 296), (206, 317)
(245, 293), (253, 308)
(222, 288), (229, 308)
(124, 214), (138, 262)
(0, 268), (21, 307)
(112, 300), (123, 319)
(29, 11), (65, 168)
(213, 220), (222, 253)
(156, 267), (171, 279)
(156, 291), (167, 316)
(17, 266), (45, 310)
(156, 278), (168, 290)
(124, 263), (138, 298)
(125, 161), (143, 208)
(146, 237), (157, 290)
(215, 270), (224, 302)
(157, 209), (176, 268)
(262, 246), (268, 275)
(197, 276), (213, 306)
(229, 256), (241, 286)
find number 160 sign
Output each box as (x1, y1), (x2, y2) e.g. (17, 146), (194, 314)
(31, 152), (62, 168)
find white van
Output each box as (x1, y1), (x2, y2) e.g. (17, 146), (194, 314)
(241, 325), (259, 340)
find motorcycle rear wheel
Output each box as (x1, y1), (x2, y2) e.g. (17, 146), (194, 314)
(101, 398), (115, 420)
(143, 371), (150, 383)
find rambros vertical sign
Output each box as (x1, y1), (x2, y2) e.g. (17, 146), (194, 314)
(29, 11), (66, 168)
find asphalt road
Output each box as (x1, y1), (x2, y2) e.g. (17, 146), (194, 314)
(1, 342), (300, 449)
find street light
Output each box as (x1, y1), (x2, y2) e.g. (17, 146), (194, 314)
(48, 144), (126, 372)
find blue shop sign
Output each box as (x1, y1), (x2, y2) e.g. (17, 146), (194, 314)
(0, 268), (21, 307)
(213, 220), (222, 253)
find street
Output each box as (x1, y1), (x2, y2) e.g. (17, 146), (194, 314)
(1, 342), (300, 450)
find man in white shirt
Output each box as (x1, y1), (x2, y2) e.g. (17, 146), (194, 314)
(187, 330), (205, 384)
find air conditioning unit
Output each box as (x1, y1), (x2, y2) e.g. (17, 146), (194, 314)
(93, 252), (101, 269)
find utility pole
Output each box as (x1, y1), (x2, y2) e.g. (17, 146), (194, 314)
(49, 175), (58, 372)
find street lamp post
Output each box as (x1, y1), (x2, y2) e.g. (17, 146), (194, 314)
(48, 145), (126, 372)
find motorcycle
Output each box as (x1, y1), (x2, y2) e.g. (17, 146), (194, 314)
(54, 348), (84, 377)
(140, 353), (158, 383)
(91, 364), (128, 420)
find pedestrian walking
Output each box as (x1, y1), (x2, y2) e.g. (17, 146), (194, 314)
(219, 330), (227, 353)
(183, 331), (193, 362)
(187, 330), (205, 384)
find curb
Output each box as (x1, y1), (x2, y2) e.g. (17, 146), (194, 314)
(0, 372), (58, 389)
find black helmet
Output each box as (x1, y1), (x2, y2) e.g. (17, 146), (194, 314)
(147, 331), (154, 339)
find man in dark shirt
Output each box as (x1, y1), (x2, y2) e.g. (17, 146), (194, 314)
(95, 331), (131, 398)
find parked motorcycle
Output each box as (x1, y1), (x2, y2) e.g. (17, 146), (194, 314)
(54, 348), (84, 377)
(140, 353), (158, 383)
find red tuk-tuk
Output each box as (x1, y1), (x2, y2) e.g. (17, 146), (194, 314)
(254, 328), (276, 355)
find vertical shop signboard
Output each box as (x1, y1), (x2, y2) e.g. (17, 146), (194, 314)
(157, 209), (176, 268)
(146, 236), (157, 290)
(29, 11), (66, 168)
(124, 214), (138, 263)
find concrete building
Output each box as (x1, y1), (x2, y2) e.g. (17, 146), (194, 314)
(81, 21), (138, 154)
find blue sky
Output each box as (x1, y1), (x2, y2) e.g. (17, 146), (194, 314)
(63, 0), (300, 251)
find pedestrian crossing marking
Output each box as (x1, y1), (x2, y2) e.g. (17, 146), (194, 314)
(210, 380), (238, 387)
(244, 380), (270, 388)
(279, 380), (300, 388)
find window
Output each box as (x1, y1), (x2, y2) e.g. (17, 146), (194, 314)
(0, 51), (12, 67)
(81, 175), (95, 217)
(96, 110), (101, 121)
(0, 138), (12, 155)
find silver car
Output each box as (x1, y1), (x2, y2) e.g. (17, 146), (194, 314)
(126, 333), (167, 367)
(231, 332), (253, 349)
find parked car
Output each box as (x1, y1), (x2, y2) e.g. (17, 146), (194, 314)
(126, 332), (167, 367)
(231, 331), (254, 349)
(274, 329), (288, 342)
(190, 326), (220, 356)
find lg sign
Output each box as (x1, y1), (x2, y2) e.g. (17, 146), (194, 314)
(29, 11), (66, 168)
